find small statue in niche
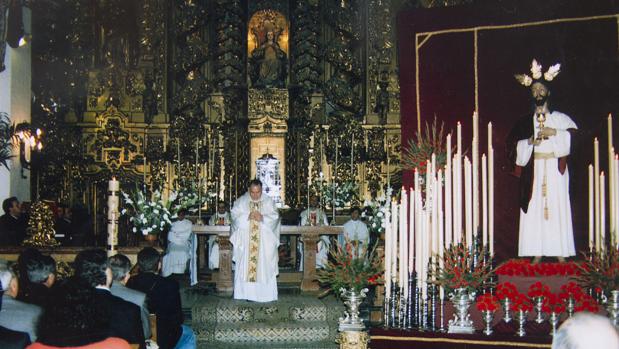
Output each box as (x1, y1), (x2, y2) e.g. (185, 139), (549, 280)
(373, 70), (390, 124)
(142, 74), (158, 125)
(249, 24), (287, 88)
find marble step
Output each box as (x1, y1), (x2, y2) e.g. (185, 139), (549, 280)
(208, 321), (331, 344)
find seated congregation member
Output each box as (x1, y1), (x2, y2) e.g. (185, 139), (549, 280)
(0, 269), (42, 342)
(16, 248), (43, 301)
(0, 197), (27, 246)
(552, 312), (619, 349)
(339, 207), (369, 257)
(162, 209), (194, 276)
(0, 325), (31, 349)
(128, 247), (196, 349)
(27, 277), (130, 349)
(53, 203), (73, 246)
(74, 249), (145, 348)
(21, 255), (56, 307)
(108, 254), (151, 340)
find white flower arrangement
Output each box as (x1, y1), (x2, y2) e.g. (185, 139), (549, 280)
(316, 179), (359, 208)
(361, 187), (394, 235)
(171, 186), (207, 214)
(122, 190), (174, 236)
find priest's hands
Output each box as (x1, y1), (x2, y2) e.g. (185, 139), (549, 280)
(249, 211), (263, 222)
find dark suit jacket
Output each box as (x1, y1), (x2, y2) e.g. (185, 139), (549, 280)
(0, 326), (30, 349)
(127, 273), (182, 349)
(18, 282), (51, 309)
(93, 288), (145, 348)
(0, 214), (26, 246)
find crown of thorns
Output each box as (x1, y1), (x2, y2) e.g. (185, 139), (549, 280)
(514, 59), (561, 87)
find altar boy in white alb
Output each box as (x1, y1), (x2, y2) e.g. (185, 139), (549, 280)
(230, 179), (281, 302)
(509, 60), (577, 262)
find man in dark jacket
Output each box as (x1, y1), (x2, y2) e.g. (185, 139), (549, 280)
(127, 247), (196, 349)
(0, 197), (26, 245)
(74, 249), (145, 348)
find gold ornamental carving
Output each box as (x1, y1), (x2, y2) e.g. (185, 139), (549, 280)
(248, 88), (289, 135)
(336, 331), (369, 349)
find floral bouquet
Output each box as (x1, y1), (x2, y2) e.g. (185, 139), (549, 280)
(496, 259), (581, 277)
(542, 293), (566, 314)
(512, 293), (533, 312)
(476, 293), (500, 312)
(361, 187), (393, 236)
(430, 243), (494, 294)
(527, 281), (551, 299)
(122, 190), (174, 236)
(573, 248), (619, 296)
(402, 117), (454, 175)
(496, 282), (519, 301)
(317, 237), (383, 294)
(171, 185), (207, 214)
(321, 180), (359, 208)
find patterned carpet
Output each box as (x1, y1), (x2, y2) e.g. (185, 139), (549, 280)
(182, 290), (344, 349)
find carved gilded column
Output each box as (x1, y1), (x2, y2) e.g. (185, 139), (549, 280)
(216, 235), (234, 292)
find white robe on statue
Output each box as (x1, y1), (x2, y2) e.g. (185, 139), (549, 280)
(230, 193), (280, 302)
(298, 208), (330, 269)
(340, 219), (370, 256)
(162, 219), (194, 276)
(516, 111), (577, 257)
(208, 212), (231, 269)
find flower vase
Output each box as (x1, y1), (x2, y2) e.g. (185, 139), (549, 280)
(448, 288), (476, 334)
(338, 288), (369, 331)
(549, 312), (560, 336)
(566, 297), (575, 318)
(533, 296), (545, 324)
(516, 310), (527, 337)
(605, 290), (619, 327)
(501, 297), (512, 323)
(143, 233), (158, 247)
(482, 310), (494, 336)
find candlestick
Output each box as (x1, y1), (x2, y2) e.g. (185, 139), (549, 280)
(488, 123), (494, 256)
(472, 112), (479, 239)
(456, 122), (463, 244)
(446, 134), (452, 248)
(601, 171), (606, 251)
(482, 154), (488, 248)
(589, 164), (594, 251)
(400, 188), (408, 292)
(387, 141), (391, 189)
(465, 157), (472, 246)
(195, 138), (199, 178)
(609, 115), (614, 238)
(615, 156), (619, 248)
(594, 138), (600, 252)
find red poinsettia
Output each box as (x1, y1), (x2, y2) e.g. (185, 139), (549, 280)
(496, 259), (581, 277)
(476, 293), (500, 312)
(542, 293), (566, 313)
(512, 293), (533, 312)
(527, 281), (551, 298)
(559, 282), (586, 301)
(574, 294), (600, 313)
(496, 282), (518, 300)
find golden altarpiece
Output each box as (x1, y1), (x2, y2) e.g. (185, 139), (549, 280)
(29, 0), (402, 241)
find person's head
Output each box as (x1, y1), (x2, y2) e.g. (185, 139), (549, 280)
(0, 269), (18, 298)
(108, 254), (132, 285)
(266, 31), (274, 42)
(248, 179), (263, 201)
(531, 81), (551, 107)
(309, 196), (319, 208)
(63, 206), (73, 220)
(56, 203), (66, 218)
(137, 247), (161, 273)
(37, 277), (110, 347)
(177, 208), (187, 221)
(74, 249), (112, 288)
(552, 312), (619, 349)
(26, 255), (56, 288)
(217, 201), (228, 214)
(350, 207), (362, 221)
(2, 197), (20, 216)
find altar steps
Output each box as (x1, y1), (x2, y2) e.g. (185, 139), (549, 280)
(183, 293), (343, 349)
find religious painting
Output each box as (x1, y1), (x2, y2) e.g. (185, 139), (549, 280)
(247, 9), (288, 88)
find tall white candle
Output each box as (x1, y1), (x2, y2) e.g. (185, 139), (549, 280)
(589, 164), (594, 251)
(432, 169), (438, 256)
(437, 169), (444, 299)
(464, 157), (472, 246)
(609, 115), (614, 238)
(472, 112), (479, 241)
(595, 138), (600, 252)
(400, 189), (408, 289)
(384, 206), (392, 299)
(488, 122), (494, 256)
(391, 201), (399, 284)
(445, 134), (452, 248)
(615, 156), (619, 248)
(601, 172), (606, 251)
(456, 122), (462, 244)
(482, 154), (488, 248)
(409, 187), (415, 272)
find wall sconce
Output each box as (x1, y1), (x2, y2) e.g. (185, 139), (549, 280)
(11, 122), (43, 177)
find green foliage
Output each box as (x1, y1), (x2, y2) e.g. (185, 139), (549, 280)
(402, 116), (453, 172)
(430, 243), (494, 294)
(573, 249), (619, 295)
(0, 112), (13, 170)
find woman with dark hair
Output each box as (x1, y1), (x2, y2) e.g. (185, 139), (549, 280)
(27, 278), (130, 349)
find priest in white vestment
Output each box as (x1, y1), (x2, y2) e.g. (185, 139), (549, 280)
(299, 196), (330, 269)
(162, 209), (194, 276)
(340, 207), (369, 257)
(230, 179), (280, 302)
(509, 61), (577, 261)
(208, 201), (231, 269)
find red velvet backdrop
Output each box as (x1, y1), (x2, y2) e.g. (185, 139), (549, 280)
(398, 0), (619, 261)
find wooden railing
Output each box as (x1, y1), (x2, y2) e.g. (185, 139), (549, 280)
(192, 225), (343, 292)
